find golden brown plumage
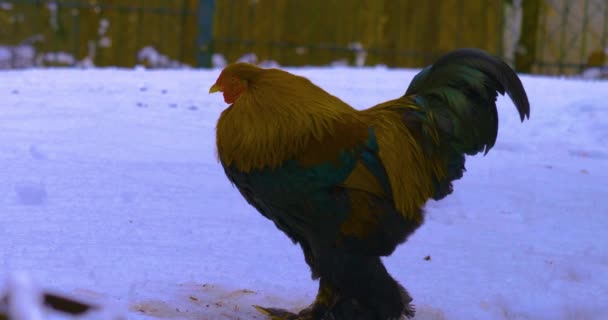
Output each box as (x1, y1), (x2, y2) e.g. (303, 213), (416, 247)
(210, 49), (529, 320)
(213, 64), (358, 171)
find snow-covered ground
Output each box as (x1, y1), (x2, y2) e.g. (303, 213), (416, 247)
(0, 67), (607, 320)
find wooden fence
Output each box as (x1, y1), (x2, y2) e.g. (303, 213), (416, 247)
(0, 0), (606, 75)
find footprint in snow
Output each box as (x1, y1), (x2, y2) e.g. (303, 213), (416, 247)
(29, 145), (47, 160)
(15, 182), (47, 205)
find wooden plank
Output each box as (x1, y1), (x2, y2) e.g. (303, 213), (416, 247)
(181, 0), (199, 66)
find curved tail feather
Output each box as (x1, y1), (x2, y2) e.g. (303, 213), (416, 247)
(403, 48), (530, 199)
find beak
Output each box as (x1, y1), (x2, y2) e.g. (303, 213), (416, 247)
(209, 83), (221, 94)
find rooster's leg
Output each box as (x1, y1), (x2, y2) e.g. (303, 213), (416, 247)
(316, 250), (415, 320)
(253, 238), (334, 319)
(299, 278), (338, 319)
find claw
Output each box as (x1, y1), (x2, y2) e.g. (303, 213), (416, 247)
(253, 305), (271, 316)
(253, 305), (299, 320)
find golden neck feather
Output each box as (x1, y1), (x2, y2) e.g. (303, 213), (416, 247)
(216, 69), (356, 172)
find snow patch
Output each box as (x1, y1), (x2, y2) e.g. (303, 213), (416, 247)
(582, 67), (608, 79)
(0, 43), (36, 68)
(0, 2), (13, 10)
(258, 60), (281, 68)
(137, 46), (188, 69)
(46, 1), (58, 31)
(211, 53), (227, 68)
(330, 59), (349, 67)
(237, 52), (258, 64)
(98, 18), (110, 36)
(349, 42), (367, 67)
(36, 52), (76, 66)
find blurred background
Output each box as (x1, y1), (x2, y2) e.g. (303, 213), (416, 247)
(0, 0), (606, 77)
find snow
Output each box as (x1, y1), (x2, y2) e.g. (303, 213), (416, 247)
(137, 47), (189, 69)
(7, 272), (45, 320)
(234, 53), (280, 69)
(583, 67), (608, 79)
(0, 67), (607, 320)
(0, 2), (14, 11)
(211, 54), (227, 69)
(0, 44), (36, 69)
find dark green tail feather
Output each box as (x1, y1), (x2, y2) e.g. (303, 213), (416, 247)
(404, 48), (529, 200)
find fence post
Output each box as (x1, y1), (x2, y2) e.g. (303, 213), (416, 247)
(514, 0), (541, 73)
(196, 0), (215, 68)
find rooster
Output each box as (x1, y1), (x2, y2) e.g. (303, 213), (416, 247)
(209, 49), (529, 320)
